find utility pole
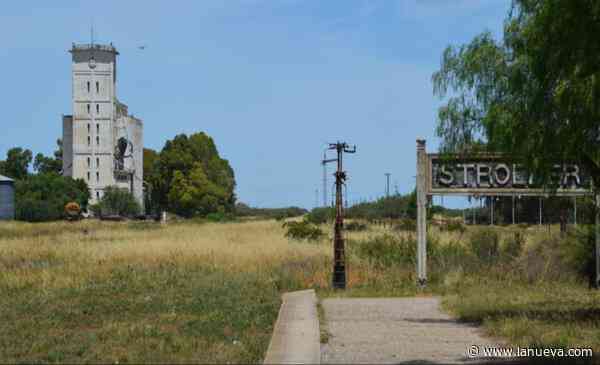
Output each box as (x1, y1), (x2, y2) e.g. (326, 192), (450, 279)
(385, 173), (391, 198)
(328, 141), (356, 290)
(315, 189), (319, 209)
(490, 196), (494, 225)
(539, 196), (543, 226)
(574, 196), (577, 226)
(512, 194), (515, 225)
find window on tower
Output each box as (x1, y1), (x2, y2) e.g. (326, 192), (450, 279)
(87, 136), (91, 146)
(96, 104), (100, 114)
(87, 81), (90, 93)
(96, 81), (100, 94)
(96, 158), (100, 168)
(96, 136), (100, 145)
(97, 124), (100, 134)
(87, 157), (90, 168)
(87, 172), (90, 181)
(87, 104), (90, 114)
(87, 124), (90, 133)
(96, 172), (100, 182)
(96, 191), (100, 199)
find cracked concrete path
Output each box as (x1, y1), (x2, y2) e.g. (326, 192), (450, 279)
(321, 297), (512, 364)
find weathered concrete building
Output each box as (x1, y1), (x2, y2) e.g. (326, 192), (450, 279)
(62, 42), (143, 208)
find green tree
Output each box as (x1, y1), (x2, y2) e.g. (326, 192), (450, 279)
(143, 148), (160, 214)
(15, 173), (90, 222)
(154, 133), (236, 217)
(33, 139), (63, 174)
(432, 0), (600, 187)
(1, 147), (32, 180)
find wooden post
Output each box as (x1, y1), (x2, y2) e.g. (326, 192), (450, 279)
(416, 139), (428, 286)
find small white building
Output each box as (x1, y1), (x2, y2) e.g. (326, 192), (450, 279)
(62, 42), (143, 208)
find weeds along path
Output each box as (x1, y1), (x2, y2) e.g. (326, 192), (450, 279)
(0, 220), (330, 363)
(320, 297), (507, 364)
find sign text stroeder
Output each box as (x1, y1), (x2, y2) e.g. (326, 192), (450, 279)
(429, 157), (592, 194)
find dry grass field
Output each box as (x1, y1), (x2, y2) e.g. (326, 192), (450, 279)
(1, 218), (599, 363)
(0, 220), (331, 363)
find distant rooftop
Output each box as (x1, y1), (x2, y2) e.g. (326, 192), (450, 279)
(70, 43), (119, 55)
(0, 175), (14, 182)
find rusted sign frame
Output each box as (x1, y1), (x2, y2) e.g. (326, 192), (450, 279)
(426, 153), (592, 197)
(415, 139), (596, 287)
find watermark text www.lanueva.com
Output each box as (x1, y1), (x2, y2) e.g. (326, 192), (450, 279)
(467, 345), (593, 359)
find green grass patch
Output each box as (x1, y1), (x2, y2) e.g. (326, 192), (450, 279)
(0, 263), (281, 363)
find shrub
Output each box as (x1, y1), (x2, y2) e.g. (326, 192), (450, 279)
(393, 219), (416, 232)
(305, 207), (334, 225)
(96, 186), (141, 218)
(345, 221), (368, 232)
(15, 173), (90, 222)
(206, 212), (235, 222)
(468, 228), (499, 263)
(283, 220), (325, 242)
(442, 220), (466, 234)
(563, 226), (597, 287)
(355, 234), (417, 268)
(501, 230), (525, 260)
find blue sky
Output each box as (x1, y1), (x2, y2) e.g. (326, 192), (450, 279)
(1, 1), (510, 209)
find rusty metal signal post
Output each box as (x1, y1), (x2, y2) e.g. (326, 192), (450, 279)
(327, 141), (356, 289)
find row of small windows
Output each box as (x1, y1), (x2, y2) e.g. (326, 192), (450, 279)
(86, 81), (100, 94)
(87, 124), (100, 133)
(86, 104), (100, 114)
(86, 171), (100, 183)
(87, 157), (100, 168)
(87, 136), (100, 146)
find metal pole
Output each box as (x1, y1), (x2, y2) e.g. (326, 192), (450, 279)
(330, 141), (355, 289)
(315, 189), (319, 208)
(385, 173), (391, 197)
(416, 139), (428, 286)
(490, 197), (494, 225)
(512, 195), (515, 225)
(574, 196), (577, 226)
(322, 152), (327, 207)
(539, 196), (542, 226)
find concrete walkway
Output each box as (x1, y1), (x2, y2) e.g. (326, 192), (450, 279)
(321, 297), (508, 364)
(264, 289), (320, 364)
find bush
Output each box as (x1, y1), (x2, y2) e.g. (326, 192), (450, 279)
(15, 173), (90, 222)
(468, 228), (500, 263)
(96, 186), (141, 218)
(564, 226), (598, 287)
(501, 230), (525, 260)
(206, 212), (235, 222)
(355, 234), (417, 268)
(305, 207), (334, 225)
(16, 198), (61, 222)
(345, 221), (368, 232)
(282, 220), (325, 242)
(442, 220), (466, 234)
(393, 219), (416, 232)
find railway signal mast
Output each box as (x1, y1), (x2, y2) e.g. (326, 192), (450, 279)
(326, 141), (356, 289)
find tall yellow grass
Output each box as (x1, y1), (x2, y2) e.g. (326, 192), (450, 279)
(0, 220), (332, 292)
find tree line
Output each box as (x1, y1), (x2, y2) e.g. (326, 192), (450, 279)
(1, 131), (237, 222)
